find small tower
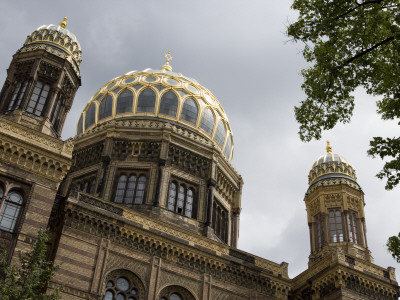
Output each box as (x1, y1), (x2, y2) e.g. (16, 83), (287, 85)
(0, 17), (81, 138)
(291, 142), (398, 299)
(0, 19), (79, 263)
(305, 141), (372, 264)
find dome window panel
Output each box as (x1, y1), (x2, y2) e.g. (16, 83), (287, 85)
(159, 91), (178, 117)
(77, 115), (83, 134)
(116, 89), (133, 114)
(98, 95), (113, 121)
(166, 78), (178, 86)
(224, 135), (232, 158)
(123, 77), (136, 84)
(26, 81), (50, 116)
(180, 98), (198, 124)
(200, 108), (215, 135)
(145, 76), (157, 82)
(214, 120), (226, 148)
(85, 103), (96, 129)
(113, 173), (147, 205)
(137, 88), (156, 113)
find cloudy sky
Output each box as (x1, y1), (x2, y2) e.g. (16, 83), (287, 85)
(0, 0), (399, 279)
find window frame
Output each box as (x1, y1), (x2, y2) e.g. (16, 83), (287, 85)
(113, 171), (148, 205)
(211, 200), (228, 243)
(26, 81), (51, 116)
(328, 208), (344, 243)
(346, 210), (360, 245)
(0, 187), (24, 233)
(167, 179), (196, 218)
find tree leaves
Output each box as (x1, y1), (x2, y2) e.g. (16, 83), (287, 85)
(0, 229), (61, 300)
(288, 0), (400, 189)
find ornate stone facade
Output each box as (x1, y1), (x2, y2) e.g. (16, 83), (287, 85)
(0, 20), (398, 300)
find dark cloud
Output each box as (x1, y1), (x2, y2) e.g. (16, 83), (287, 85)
(0, 0), (399, 279)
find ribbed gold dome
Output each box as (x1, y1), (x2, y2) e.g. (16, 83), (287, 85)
(23, 18), (82, 67)
(308, 142), (357, 185)
(76, 67), (234, 160)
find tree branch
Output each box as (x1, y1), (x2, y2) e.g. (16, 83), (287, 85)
(335, 0), (384, 20)
(343, 36), (394, 66)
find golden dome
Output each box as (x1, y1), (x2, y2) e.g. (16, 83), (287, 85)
(76, 67), (234, 161)
(23, 18), (82, 67)
(308, 142), (357, 185)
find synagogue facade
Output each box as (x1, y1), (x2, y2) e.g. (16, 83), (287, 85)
(0, 19), (398, 300)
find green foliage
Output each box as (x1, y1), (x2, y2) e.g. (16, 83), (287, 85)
(0, 229), (61, 300)
(387, 233), (400, 263)
(288, 0), (400, 189)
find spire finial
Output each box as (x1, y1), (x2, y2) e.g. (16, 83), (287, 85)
(60, 17), (67, 29)
(326, 141), (332, 154)
(161, 51), (173, 71)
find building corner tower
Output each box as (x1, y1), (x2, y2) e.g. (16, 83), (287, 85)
(292, 142), (399, 300)
(0, 18), (80, 262)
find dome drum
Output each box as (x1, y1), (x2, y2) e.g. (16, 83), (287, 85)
(77, 68), (234, 161)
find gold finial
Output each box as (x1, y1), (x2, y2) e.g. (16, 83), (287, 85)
(60, 17), (67, 29)
(326, 141), (332, 154)
(161, 51), (173, 71)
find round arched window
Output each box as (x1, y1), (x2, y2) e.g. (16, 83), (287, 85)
(104, 276), (139, 300)
(161, 293), (183, 300)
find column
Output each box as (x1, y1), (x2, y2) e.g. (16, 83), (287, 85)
(205, 178), (216, 227)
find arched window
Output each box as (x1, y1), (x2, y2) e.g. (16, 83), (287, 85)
(346, 210), (359, 244)
(180, 98), (198, 124)
(137, 88), (156, 113)
(159, 91), (178, 117)
(50, 93), (63, 132)
(85, 103), (96, 129)
(114, 173), (147, 205)
(167, 181), (196, 218)
(8, 81), (28, 111)
(200, 108), (215, 134)
(329, 208), (344, 242)
(159, 285), (195, 300)
(98, 95), (113, 121)
(214, 120), (226, 148)
(103, 270), (144, 300)
(116, 89), (133, 114)
(314, 213), (325, 250)
(0, 189), (23, 232)
(74, 176), (97, 195)
(223, 134), (232, 159)
(27, 81), (50, 116)
(211, 201), (228, 243)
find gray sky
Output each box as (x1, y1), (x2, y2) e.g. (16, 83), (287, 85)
(0, 0), (399, 279)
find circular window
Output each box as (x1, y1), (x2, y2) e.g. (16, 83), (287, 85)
(166, 78), (179, 86)
(116, 277), (130, 291)
(103, 273), (140, 300)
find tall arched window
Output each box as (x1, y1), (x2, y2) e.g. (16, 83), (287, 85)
(50, 93), (63, 132)
(314, 213), (325, 250)
(116, 89), (133, 114)
(329, 208), (344, 242)
(346, 210), (359, 244)
(26, 81), (50, 116)
(200, 108), (215, 135)
(98, 95), (113, 121)
(8, 81), (28, 111)
(137, 88), (156, 112)
(85, 103), (96, 129)
(114, 173), (147, 205)
(0, 189), (23, 233)
(211, 201), (228, 243)
(167, 181), (196, 218)
(180, 98), (198, 124)
(159, 91), (178, 117)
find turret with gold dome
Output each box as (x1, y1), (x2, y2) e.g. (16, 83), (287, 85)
(304, 142), (372, 265)
(0, 18), (82, 137)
